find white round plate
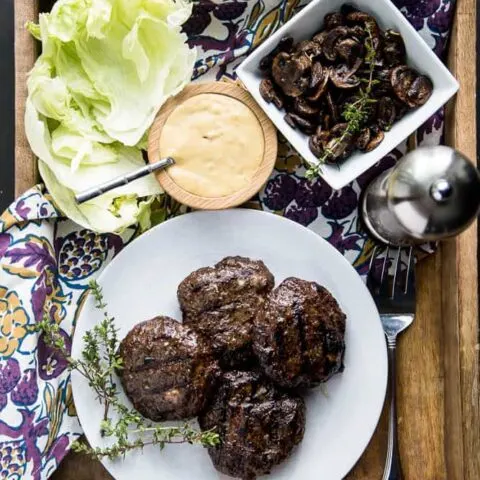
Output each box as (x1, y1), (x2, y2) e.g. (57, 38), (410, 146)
(72, 209), (387, 480)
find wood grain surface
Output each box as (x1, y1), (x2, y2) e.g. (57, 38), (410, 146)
(148, 82), (277, 210)
(14, 0), (38, 196)
(443, 0), (480, 478)
(349, 1), (479, 478)
(14, 0), (479, 479)
(347, 252), (447, 480)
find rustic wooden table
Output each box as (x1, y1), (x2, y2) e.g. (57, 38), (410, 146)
(13, 0), (480, 478)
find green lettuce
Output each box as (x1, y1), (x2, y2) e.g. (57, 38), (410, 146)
(25, 0), (195, 233)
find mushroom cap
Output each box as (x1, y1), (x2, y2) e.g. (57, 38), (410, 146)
(330, 122), (348, 136)
(390, 65), (416, 104)
(349, 25), (367, 40)
(377, 96), (396, 130)
(345, 10), (376, 25)
(296, 40), (323, 59)
(393, 98), (409, 120)
(284, 113), (316, 134)
(369, 67), (394, 97)
(313, 30), (328, 47)
(324, 12), (345, 30)
(321, 113), (334, 131)
(330, 64), (361, 89)
(335, 37), (364, 64)
(322, 26), (349, 61)
(278, 36), (295, 53)
(259, 78), (284, 109)
(355, 128), (371, 151)
(307, 62), (330, 101)
(383, 29), (406, 67)
(272, 52), (312, 97)
(391, 66), (432, 108)
(325, 91), (340, 123)
(345, 11), (380, 48)
(309, 130), (331, 157)
(294, 97), (320, 117)
(406, 75), (433, 107)
(325, 123), (354, 163)
(259, 36), (294, 71)
(365, 126), (385, 152)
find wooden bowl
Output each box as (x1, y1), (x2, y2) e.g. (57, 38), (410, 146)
(147, 82), (277, 210)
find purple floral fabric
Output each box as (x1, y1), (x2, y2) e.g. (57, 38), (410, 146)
(0, 1), (456, 478)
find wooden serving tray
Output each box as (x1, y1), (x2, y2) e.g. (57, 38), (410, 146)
(14, 0), (479, 478)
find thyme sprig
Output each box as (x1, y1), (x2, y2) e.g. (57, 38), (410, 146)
(38, 280), (220, 460)
(72, 424), (220, 460)
(37, 290), (120, 422)
(305, 25), (379, 180)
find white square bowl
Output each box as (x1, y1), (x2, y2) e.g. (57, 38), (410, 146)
(237, 0), (459, 190)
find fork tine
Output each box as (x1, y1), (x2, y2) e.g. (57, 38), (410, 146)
(391, 247), (402, 299)
(377, 248), (392, 298)
(404, 246), (414, 294)
(368, 245), (378, 273)
(366, 246), (379, 293)
(380, 246), (390, 284)
(404, 246), (416, 295)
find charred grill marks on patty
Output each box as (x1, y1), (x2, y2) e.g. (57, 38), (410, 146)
(198, 370), (306, 479)
(177, 256), (275, 368)
(253, 277), (346, 389)
(119, 316), (219, 421)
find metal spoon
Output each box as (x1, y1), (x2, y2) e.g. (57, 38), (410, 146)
(75, 157), (175, 204)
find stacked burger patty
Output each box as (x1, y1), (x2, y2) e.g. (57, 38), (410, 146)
(119, 257), (346, 479)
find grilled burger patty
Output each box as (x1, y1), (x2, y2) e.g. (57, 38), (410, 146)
(253, 277), (346, 389)
(199, 370), (306, 479)
(119, 316), (219, 421)
(177, 256), (275, 368)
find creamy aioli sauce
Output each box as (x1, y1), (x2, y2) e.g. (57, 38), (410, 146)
(159, 93), (264, 198)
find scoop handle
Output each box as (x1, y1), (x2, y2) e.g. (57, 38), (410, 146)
(75, 157), (175, 204)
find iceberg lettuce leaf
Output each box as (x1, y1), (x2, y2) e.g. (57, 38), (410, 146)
(25, 0), (195, 233)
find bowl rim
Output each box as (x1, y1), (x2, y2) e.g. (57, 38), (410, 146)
(147, 82), (277, 209)
(236, 0), (459, 190)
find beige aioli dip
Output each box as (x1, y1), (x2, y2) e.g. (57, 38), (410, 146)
(159, 93), (265, 198)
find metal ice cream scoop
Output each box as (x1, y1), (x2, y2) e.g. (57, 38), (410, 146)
(361, 146), (480, 246)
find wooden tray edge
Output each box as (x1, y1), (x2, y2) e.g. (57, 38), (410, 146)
(14, 1), (38, 197)
(443, 0), (479, 478)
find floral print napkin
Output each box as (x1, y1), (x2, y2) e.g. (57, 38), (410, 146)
(0, 0), (456, 478)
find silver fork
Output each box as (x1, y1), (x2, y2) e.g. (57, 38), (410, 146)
(367, 246), (416, 480)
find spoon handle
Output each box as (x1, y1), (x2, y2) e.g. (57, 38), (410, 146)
(75, 157), (175, 204)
